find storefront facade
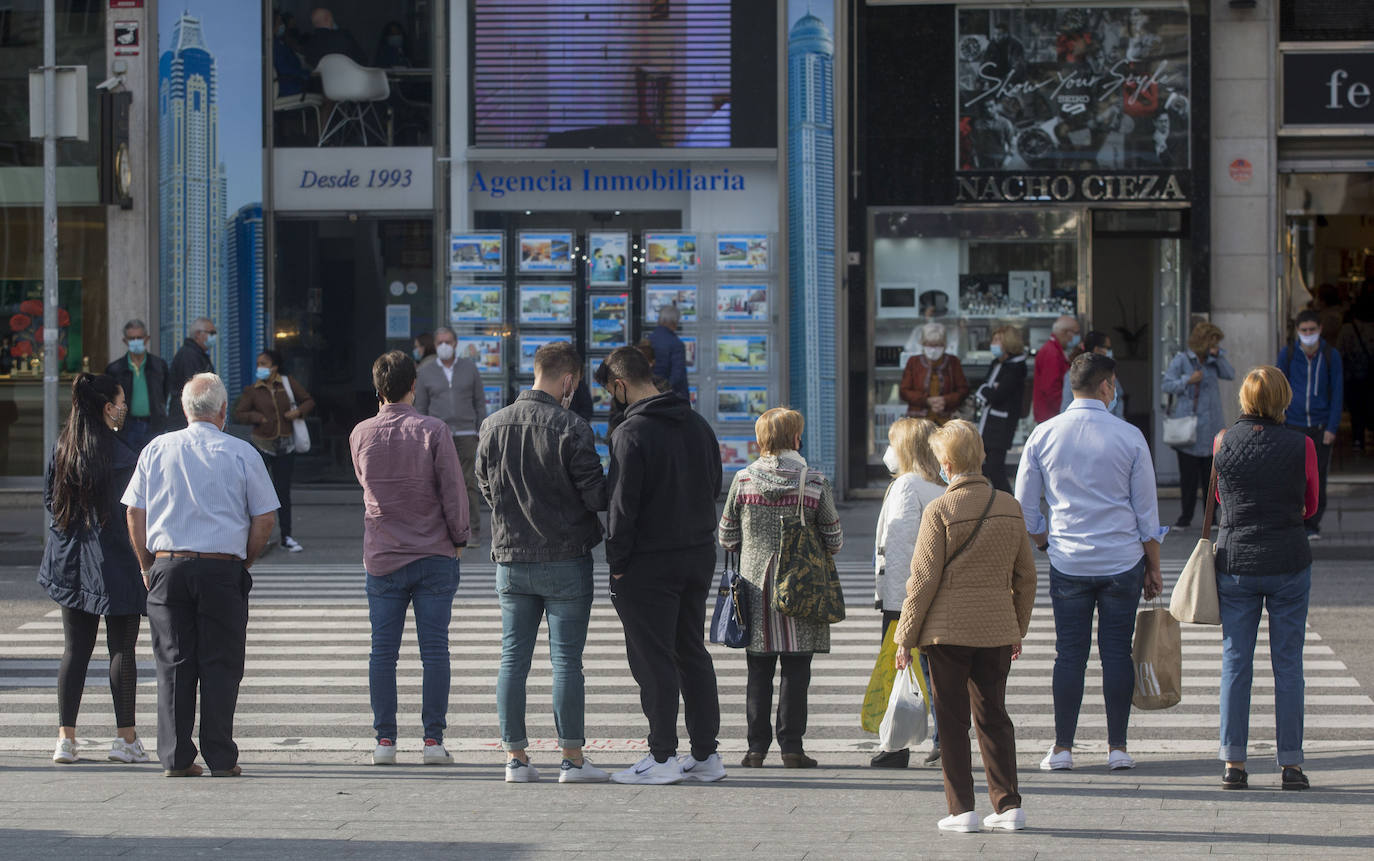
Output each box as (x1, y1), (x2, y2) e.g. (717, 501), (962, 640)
(849, 1), (1210, 489)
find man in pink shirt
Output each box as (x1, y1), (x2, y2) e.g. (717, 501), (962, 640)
(1033, 316), (1080, 423)
(350, 350), (469, 766)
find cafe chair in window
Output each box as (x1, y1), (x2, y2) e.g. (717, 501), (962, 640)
(317, 53), (390, 146)
(273, 78), (323, 143)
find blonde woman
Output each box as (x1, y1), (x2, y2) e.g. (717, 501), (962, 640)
(719, 408), (843, 769)
(895, 420), (1036, 832)
(1162, 321), (1234, 528)
(872, 418), (945, 768)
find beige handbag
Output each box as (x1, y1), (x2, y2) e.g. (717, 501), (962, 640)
(1169, 454), (1220, 625)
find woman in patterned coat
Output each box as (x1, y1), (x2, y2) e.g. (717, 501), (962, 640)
(719, 407), (843, 769)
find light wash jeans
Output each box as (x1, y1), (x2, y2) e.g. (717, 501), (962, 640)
(366, 556), (459, 743)
(1218, 566), (1310, 766)
(496, 555), (595, 750)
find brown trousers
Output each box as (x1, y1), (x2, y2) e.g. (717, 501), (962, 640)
(924, 643), (1021, 815)
(452, 434), (481, 540)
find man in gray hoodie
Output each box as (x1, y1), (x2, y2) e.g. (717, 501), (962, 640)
(416, 327), (487, 543)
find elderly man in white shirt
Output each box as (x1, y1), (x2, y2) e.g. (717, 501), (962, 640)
(124, 373), (279, 778)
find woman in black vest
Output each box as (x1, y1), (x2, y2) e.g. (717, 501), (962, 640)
(1213, 366), (1318, 791)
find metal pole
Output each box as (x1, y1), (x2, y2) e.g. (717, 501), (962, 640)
(41, 0), (58, 478)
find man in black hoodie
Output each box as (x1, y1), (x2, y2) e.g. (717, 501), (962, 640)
(601, 346), (726, 786)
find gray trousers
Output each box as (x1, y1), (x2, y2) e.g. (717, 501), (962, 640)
(146, 557), (251, 771)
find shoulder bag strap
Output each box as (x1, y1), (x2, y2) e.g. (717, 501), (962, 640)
(1202, 429), (1225, 541)
(283, 376), (299, 410)
(795, 466), (809, 518)
(945, 486), (997, 568)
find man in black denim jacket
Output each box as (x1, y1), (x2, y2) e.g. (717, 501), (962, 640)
(475, 341), (610, 783)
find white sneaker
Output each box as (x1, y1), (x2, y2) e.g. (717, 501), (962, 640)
(108, 737), (149, 764)
(678, 752), (727, 783)
(938, 811), (981, 833)
(373, 740), (397, 765)
(983, 808), (1026, 831)
(1108, 749), (1136, 771)
(1039, 747), (1073, 771)
(505, 757), (540, 783)
(52, 738), (78, 764)
(282, 536), (304, 552)
(610, 753), (684, 785)
(423, 740), (453, 765)
(558, 758), (609, 783)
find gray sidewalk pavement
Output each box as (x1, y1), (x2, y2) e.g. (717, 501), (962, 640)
(2, 750), (1373, 858)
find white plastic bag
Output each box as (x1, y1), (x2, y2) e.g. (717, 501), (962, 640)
(878, 665), (929, 750)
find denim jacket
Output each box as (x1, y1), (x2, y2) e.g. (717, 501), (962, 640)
(476, 390), (607, 563)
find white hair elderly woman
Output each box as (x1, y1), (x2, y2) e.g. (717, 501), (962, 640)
(899, 322), (969, 424)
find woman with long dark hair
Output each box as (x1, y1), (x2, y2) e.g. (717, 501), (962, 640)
(37, 373), (148, 764)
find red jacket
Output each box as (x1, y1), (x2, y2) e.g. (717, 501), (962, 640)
(1033, 337), (1070, 423)
(899, 354), (969, 421)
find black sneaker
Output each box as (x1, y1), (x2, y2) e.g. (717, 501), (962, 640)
(1282, 766), (1310, 790)
(1174, 517), (1191, 529)
(869, 748), (909, 768)
(1221, 767), (1248, 790)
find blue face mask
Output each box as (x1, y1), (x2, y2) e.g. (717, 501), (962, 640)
(1105, 348), (1114, 359)
(990, 343), (1004, 359)
(255, 366), (272, 381)
(1107, 388), (1119, 413)
(412, 347), (424, 362)
(127, 338), (146, 355)
(1067, 333), (1081, 349)
(939, 466), (950, 484)
(205, 333), (218, 349)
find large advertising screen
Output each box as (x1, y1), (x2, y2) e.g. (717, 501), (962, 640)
(956, 5), (1191, 173)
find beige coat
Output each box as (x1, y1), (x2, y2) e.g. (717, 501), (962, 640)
(894, 474), (1036, 650)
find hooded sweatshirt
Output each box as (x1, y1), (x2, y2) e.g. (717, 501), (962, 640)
(605, 391), (722, 572)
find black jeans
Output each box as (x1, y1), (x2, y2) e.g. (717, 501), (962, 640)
(611, 546), (720, 761)
(1176, 451), (1212, 525)
(745, 653), (813, 755)
(1349, 380), (1371, 447)
(982, 446), (1011, 493)
(58, 608), (140, 728)
(146, 557), (251, 772)
(1290, 424), (1332, 531)
(259, 447), (295, 538)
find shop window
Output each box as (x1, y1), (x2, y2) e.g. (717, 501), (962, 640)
(1281, 0), (1374, 42)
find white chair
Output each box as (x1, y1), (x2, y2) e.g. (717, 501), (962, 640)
(272, 79), (323, 141)
(316, 53), (390, 146)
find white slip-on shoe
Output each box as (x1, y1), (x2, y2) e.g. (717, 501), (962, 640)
(1107, 749), (1136, 771)
(505, 758), (539, 783)
(938, 811), (981, 833)
(983, 808), (1026, 831)
(1039, 747), (1073, 771)
(108, 737), (150, 764)
(423, 740), (453, 765)
(611, 753), (684, 785)
(677, 752), (727, 783)
(52, 738), (78, 764)
(558, 758), (609, 783)
(373, 740), (397, 765)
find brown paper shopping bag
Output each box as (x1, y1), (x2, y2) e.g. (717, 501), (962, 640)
(1132, 604), (1183, 710)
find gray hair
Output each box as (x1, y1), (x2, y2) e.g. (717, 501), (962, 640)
(190, 317), (214, 335)
(182, 373), (227, 420)
(123, 318), (148, 337)
(1052, 315), (1079, 335)
(434, 326), (456, 341)
(658, 304), (681, 328)
(920, 322), (946, 345)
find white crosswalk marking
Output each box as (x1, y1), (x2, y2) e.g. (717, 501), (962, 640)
(0, 561), (1367, 759)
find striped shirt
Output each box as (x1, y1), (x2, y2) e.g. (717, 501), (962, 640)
(121, 420), (280, 558)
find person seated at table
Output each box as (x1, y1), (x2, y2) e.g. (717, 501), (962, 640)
(374, 21), (412, 68)
(305, 7), (367, 67)
(273, 13), (311, 97)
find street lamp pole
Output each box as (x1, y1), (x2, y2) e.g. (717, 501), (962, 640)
(41, 0), (59, 479)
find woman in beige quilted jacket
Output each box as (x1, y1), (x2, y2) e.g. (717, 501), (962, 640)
(894, 419), (1036, 834)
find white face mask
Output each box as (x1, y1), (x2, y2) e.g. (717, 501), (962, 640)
(435, 341), (456, 361)
(882, 445), (901, 474)
(923, 347), (944, 362)
(1298, 332), (1320, 348)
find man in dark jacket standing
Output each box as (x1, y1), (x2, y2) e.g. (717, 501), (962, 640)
(600, 346), (725, 786)
(477, 341), (609, 784)
(1278, 309), (1344, 539)
(167, 317), (216, 430)
(105, 318), (169, 451)
(647, 305), (689, 400)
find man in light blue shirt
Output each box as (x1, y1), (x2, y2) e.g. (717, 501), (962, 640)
(1015, 353), (1164, 774)
(124, 373), (278, 778)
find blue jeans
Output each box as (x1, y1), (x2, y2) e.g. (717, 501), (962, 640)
(1049, 558), (1144, 749)
(366, 556), (459, 743)
(496, 555), (595, 750)
(1218, 566), (1310, 766)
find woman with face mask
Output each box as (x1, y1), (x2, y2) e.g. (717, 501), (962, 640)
(898, 322), (970, 424)
(233, 350), (315, 552)
(975, 325), (1028, 493)
(38, 374), (149, 765)
(1162, 322), (1234, 529)
(413, 332), (437, 367)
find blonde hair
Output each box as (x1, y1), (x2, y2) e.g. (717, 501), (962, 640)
(888, 417), (942, 484)
(755, 407), (804, 456)
(1188, 321), (1224, 355)
(992, 324), (1023, 356)
(1238, 366), (1292, 423)
(928, 419), (985, 476)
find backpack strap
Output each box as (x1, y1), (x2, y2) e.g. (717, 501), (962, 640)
(945, 485), (997, 568)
